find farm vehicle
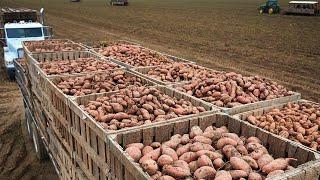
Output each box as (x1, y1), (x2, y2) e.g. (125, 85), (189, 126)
(0, 8), (52, 80)
(258, 0), (281, 14)
(109, 0), (128, 6)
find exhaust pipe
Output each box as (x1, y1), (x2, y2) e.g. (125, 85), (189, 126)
(40, 8), (45, 25)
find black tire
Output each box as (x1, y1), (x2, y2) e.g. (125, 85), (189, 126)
(31, 122), (48, 161)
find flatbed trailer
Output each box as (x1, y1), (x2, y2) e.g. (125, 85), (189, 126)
(14, 39), (320, 180)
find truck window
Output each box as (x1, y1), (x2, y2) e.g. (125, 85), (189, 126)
(6, 28), (42, 38)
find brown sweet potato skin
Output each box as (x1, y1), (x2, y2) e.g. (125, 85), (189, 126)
(194, 166), (216, 179)
(244, 102), (320, 150)
(123, 124), (297, 179)
(125, 146), (142, 162)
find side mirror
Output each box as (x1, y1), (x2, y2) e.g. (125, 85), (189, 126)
(43, 26), (53, 39)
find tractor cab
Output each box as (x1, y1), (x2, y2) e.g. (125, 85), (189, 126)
(259, 0), (281, 14)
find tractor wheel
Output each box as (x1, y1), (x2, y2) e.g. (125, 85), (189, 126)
(268, 8), (274, 14)
(259, 9), (264, 14)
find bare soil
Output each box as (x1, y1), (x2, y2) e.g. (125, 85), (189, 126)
(0, 48), (58, 179)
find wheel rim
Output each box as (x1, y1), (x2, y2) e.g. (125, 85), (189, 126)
(32, 130), (38, 153)
(269, 8), (273, 14)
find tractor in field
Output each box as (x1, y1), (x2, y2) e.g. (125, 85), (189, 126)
(258, 0), (281, 14)
(109, 0), (128, 6)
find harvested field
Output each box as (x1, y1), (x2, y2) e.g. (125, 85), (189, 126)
(1, 0), (318, 101)
(0, 0), (319, 179)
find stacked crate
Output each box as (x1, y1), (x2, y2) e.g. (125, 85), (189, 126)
(18, 39), (320, 180)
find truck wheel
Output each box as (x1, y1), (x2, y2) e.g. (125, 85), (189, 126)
(268, 8), (274, 14)
(31, 122), (48, 161)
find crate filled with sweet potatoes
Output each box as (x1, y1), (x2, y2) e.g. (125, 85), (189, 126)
(108, 113), (320, 180)
(46, 69), (156, 126)
(68, 85), (216, 179)
(172, 71), (301, 115)
(93, 42), (194, 69)
(134, 62), (225, 86)
(234, 100), (320, 153)
(23, 39), (86, 54)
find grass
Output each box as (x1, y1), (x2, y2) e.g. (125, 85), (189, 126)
(1, 0), (320, 101)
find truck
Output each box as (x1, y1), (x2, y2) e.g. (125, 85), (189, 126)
(0, 8), (52, 80)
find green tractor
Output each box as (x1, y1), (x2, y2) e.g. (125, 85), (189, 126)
(258, 0), (281, 14)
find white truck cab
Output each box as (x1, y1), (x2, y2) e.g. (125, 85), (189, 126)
(1, 8), (52, 79)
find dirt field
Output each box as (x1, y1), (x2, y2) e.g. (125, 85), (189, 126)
(0, 0), (319, 179)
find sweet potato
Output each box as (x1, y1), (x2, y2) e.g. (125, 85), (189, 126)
(247, 137), (261, 144)
(222, 145), (241, 159)
(197, 155), (213, 167)
(157, 175), (175, 180)
(162, 164), (191, 178)
(126, 143), (144, 150)
(216, 137), (238, 149)
(190, 142), (214, 152)
(181, 134), (190, 145)
(213, 158), (224, 169)
(267, 170), (284, 177)
(193, 166), (216, 179)
(151, 171), (162, 180)
(193, 135), (212, 144)
(257, 154), (274, 169)
(161, 146), (178, 161)
(139, 148), (161, 164)
(229, 170), (248, 179)
(179, 152), (198, 163)
(163, 138), (181, 149)
(141, 159), (158, 175)
(125, 146), (142, 162)
(236, 145), (248, 155)
(157, 155), (174, 167)
(188, 161), (199, 173)
(176, 144), (191, 156)
(242, 156), (258, 169)
(196, 150), (223, 160)
(248, 172), (262, 180)
(262, 158), (297, 174)
(190, 126), (203, 139)
(214, 170), (232, 180)
(230, 157), (251, 174)
(142, 146), (154, 155)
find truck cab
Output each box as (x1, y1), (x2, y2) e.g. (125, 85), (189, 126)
(0, 8), (52, 80)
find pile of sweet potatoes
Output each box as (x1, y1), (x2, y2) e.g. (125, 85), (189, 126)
(39, 58), (119, 75)
(80, 86), (207, 131)
(145, 62), (224, 83)
(97, 43), (173, 67)
(245, 102), (320, 151)
(25, 40), (84, 53)
(56, 70), (149, 96)
(124, 125), (296, 179)
(176, 73), (294, 108)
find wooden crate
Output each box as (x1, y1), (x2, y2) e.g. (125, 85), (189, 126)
(68, 85), (217, 180)
(108, 113), (320, 180)
(91, 43), (195, 70)
(23, 39), (86, 55)
(26, 51), (121, 102)
(48, 126), (78, 180)
(233, 99), (320, 153)
(45, 70), (155, 131)
(171, 83), (301, 115)
(133, 63), (223, 86)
